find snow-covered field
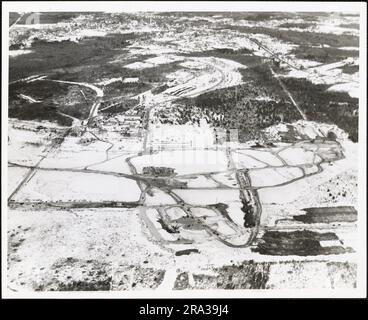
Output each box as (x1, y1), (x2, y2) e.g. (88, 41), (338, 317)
(87, 154), (134, 174)
(264, 120), (350, 141)
(8, 166), (30, 197)
(8, 124), (56, 166)
(249, 167), (303, 188)
(177, 175), (219, 188)
(172, 189), (240, 206)
(38, 131), (141, 173)
(41, 136), (109, 169)
(278, 147), (317, 166)
(211, 172), (238, 188)
(328, 81), (359, 98)
(235, 149), (284, 167)
(144, 188), (177, 206)
(258, 141), (357, 205)
(13, 170), (141, 202)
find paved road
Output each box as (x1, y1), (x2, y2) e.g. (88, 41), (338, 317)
(8, 127), (71, 202)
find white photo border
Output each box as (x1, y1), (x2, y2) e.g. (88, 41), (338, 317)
(1, 1), (366, 299)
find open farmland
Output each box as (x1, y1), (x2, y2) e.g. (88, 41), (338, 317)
(6, 10), (362, 295)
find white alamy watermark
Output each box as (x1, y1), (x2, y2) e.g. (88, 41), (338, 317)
(140, 127), (240, 167)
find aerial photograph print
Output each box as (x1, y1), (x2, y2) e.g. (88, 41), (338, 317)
(2, 1), (367, 298)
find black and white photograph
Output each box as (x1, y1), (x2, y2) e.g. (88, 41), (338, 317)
(1, 1), (366, 299)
